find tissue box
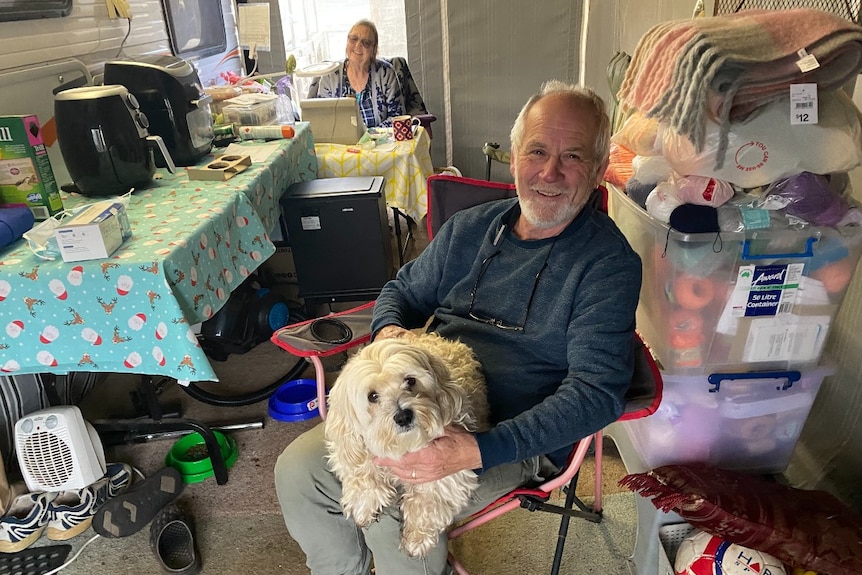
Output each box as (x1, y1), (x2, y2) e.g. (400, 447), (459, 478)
(0, 115), (64, 220)
(54, 201), (130, 262)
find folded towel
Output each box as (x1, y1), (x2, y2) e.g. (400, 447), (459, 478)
(618, 9), (862, 167)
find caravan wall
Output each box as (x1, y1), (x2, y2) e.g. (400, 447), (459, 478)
(0, 0), (242, 184)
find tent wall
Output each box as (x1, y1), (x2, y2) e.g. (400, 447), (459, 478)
(405, 0), (585, 180)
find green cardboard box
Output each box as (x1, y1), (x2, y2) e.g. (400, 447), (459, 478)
(0, 115), (64, 220)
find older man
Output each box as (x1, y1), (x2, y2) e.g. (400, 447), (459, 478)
(275, 79), (642, 575)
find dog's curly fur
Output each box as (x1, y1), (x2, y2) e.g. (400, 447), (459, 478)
(324, 332), (489, 558)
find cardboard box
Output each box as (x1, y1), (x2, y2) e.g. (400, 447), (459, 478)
(187, 154), (251, 181)
(260, 242), (298, 284)
(0, 115), (64, 220)
(54, 201), (130, 262)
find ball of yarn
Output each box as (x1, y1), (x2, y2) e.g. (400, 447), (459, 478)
(645, 182), (682, 223)
(811, 258), (856, 294)
(673, 275), (715, 310)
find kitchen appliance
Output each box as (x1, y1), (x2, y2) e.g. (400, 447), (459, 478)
(54, 84), (175, 197)
(103, 55), (213, 166)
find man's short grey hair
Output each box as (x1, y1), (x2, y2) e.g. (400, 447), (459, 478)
(509, 80), (611, 169)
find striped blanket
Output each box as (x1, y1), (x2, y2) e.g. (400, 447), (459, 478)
(617, 8), (862, 167)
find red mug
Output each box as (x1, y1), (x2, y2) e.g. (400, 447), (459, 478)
(393, 115), (420, 141)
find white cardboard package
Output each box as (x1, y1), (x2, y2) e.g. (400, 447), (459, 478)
(54, 201), (129, 262)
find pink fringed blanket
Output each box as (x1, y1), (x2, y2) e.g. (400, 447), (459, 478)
(617, 9), (862, 165)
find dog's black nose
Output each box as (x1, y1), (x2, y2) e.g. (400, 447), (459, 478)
(393, 408), (414, 428)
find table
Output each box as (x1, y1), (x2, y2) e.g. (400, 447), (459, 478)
(0, 123), (317, 384)
(313, 125), (434, 223)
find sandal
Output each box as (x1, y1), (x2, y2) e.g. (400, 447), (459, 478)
(93, 467), (184, 538)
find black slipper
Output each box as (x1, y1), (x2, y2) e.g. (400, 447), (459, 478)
(150, 504), (201, 575)
(93, 466), (184, 538)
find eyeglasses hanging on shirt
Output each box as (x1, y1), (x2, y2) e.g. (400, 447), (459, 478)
(467, 225), (558, 332)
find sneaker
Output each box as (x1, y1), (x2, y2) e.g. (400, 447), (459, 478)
(0, 491), (57, 552)
(45, 463), (134, 541)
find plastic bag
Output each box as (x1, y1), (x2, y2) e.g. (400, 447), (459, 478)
(611, 111), (664, 156)
(673, 174), (734, 207)
(762, 172), (851, 226)
(661, 90), (862, 188)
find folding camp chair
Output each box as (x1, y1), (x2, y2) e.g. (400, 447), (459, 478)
(269, 175), (662, 573)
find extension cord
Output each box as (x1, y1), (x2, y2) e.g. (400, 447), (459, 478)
(105, 0), (132, 19)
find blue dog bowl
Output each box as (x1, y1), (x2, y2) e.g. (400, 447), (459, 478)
(269, 378), (323, 422)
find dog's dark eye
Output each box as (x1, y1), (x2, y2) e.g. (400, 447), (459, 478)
(367, 391), (379, 403)
(404, 377), (416, 388)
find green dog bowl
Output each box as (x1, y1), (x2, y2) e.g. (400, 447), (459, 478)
(165, 431), (239, 483)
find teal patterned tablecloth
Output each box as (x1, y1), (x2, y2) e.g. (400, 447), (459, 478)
(0, 123), (317, 383)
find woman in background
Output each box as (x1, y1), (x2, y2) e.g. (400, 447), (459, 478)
(309, 19), (404, 128)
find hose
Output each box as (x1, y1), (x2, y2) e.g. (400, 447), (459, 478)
(182, 356), (307, 407)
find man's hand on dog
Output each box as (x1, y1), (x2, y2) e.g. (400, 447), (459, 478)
(373, 325), (416, 341)
(374, 426), (483, 484)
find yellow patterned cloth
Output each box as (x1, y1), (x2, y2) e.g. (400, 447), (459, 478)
(313, 126), (434, 222)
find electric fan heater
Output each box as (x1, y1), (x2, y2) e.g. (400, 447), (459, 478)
(15, 405), (106, 493)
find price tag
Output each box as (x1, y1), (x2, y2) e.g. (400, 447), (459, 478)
(790, 84), (818, 125)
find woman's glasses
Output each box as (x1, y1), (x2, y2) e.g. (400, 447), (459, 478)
(467, 237), (557, 332)
(347, 35), (374, 49)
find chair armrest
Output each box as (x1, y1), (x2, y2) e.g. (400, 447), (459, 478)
(414, 113), (436, 126)
(270, 302), (375, 357)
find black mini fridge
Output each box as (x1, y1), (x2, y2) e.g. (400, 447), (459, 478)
(279, 176), (393, 303)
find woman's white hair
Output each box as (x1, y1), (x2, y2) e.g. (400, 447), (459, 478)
(509, 80), (611, 169)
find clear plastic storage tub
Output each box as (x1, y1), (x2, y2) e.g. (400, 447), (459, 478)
(609, 184), (862, 374)
(221, 93), (278, 126)
(618, 366), (832, 474)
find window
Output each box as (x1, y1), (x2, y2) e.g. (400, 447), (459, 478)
(0, 0), (71, 22)
(278, 0), (406, 97)
(161, 0), (227, 59)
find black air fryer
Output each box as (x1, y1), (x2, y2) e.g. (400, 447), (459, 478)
(104, 55), (213, 166)
(54, 85), (174, 197)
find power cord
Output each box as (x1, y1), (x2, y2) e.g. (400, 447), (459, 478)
(42, 534), (101, 575)
(40, 465), (146, 574)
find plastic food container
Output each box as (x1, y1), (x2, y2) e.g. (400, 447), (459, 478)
(268, 378), (323, 422)
(221, 93), (278, 126)
(165, 430), (239, 483)
(204, 86), (243, 115)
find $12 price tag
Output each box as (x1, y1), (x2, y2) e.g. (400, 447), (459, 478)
(790, 83), (818, 125)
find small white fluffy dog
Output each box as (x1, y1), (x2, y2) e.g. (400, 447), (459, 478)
(324, 332), (489, 558)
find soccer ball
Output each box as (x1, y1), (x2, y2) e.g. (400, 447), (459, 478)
(674, 530), (787, 575)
